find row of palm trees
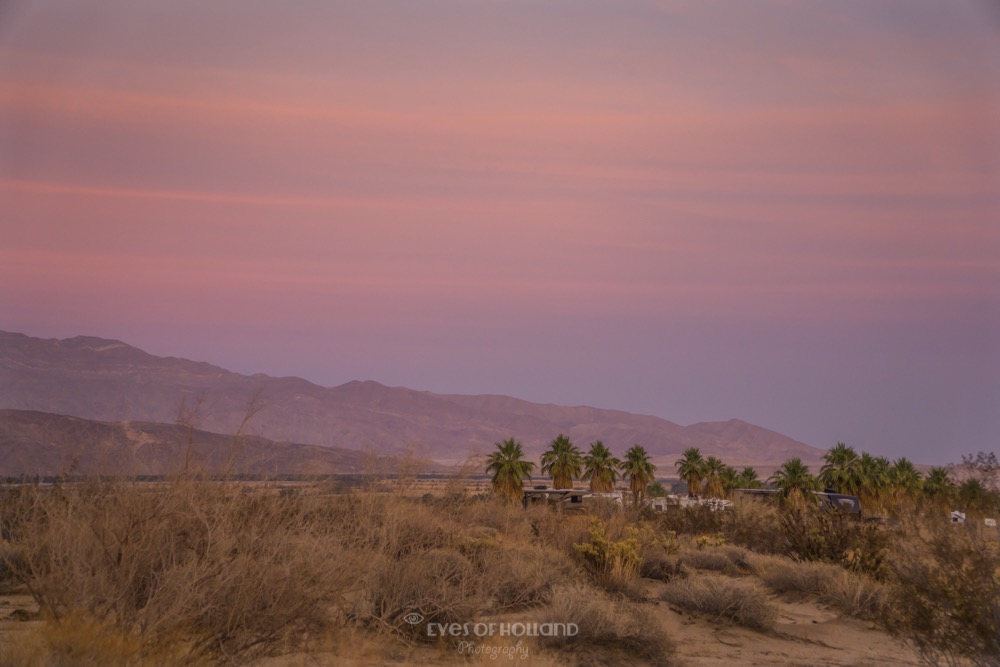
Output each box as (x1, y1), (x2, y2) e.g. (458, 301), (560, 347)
(488, 437), (993, 513)
(486, 435), (656, 504)
(813, 442), (988, 512)
(680, 442), (990, 513)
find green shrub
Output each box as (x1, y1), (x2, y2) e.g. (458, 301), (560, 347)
(574, 518), (643, 590)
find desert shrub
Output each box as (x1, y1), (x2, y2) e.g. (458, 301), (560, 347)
(694, 533), (727, 549)
(635, 524), (681, 582)
(660, 574), (776, 631)
(325, 494), (454, 558)
(450, 495), (530, 538)
(465, 540), (578, 610)
(780, 506), (890, 576)
(656, 505), (726, 536)
(535, 583), (675, 664)
(0, 610), (206, 667)
(4, 479), (354, 664)
(574, 518), (643, 594)
(723, 499), (786, 554)
(821, 570), (884, 621)
(882, 517), (1000, 666)
(0, 542), (27, 593)
(639, 553), (683, 582)
(679, 547), (740, 576)
(751, 554), (884, 620)
(363, 547), (484, 641)
(522, 505), (598, 557)
(752, 555), (841, 596)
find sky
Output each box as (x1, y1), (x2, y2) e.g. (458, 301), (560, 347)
(1, 0), (998, 464)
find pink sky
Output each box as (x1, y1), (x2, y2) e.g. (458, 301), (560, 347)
(2, 0), (998, 463)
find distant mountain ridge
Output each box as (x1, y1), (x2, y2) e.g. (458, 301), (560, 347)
(0, 330), (826, 468)
(0, 409), (390, 477)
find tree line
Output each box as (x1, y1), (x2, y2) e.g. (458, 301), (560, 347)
(486, 436), (998, 515)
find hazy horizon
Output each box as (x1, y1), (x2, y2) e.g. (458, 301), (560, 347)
(2, 1), (998, 464)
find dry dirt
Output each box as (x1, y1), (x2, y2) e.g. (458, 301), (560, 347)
(657, 596), (919, 667)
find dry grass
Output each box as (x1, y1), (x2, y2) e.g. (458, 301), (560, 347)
(752, 554), (841, 596)
(660, 574), (777, 631)
(751, 553), (884, 620)
(678, 543), (751, 576)
(535, 583), (675, 665)
(822, 570), (884, 621)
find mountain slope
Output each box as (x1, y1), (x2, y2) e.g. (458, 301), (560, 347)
(0, 330), (826, 466)
(0, 409), (394, 477)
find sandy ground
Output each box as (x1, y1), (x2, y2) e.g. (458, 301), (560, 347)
(657, 596), (919, 667)
(0, 587), (920, 667)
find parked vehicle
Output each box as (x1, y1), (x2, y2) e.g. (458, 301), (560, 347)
(733, 488), (862, 515)
(522, 488), (624, 512)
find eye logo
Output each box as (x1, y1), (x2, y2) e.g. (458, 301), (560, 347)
(403, 613), (424, 625)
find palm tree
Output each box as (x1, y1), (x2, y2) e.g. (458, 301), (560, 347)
(735, 466), (762, 490)
(675, 447), (706, 498)
(702, 456), (727, 498)
(720, 465), (739, 498)
(858, 453), (891, 513)
(820, 442), (861, 495)
(922, 466), (956, 510)
(540, 434), (582, 489)
(768, 457), (820, 505)
(957, 478), (988, 513)
(486, 437), (535, 504)
(622, 444), (656, 505)
(888, 457), (922, 509)
(582, 440), (621, 492)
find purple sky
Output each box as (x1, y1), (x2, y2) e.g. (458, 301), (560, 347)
(2, 0), (998, 463)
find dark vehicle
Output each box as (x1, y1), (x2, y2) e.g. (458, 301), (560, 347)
(733, 488), (862, 515)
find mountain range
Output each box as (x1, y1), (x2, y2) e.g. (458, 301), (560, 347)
(0, 330), (826, 474)
(0, 409), (385, 477)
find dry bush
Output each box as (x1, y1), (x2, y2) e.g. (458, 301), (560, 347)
(0, 610), (207, 667)
(656, 505), (727, 536)
(322, 493), (454, 558)
(0, 542), (27, 593)
(752, 554), (841, 596)
(361, 547), (484, 641)
(821, 570), (884, 621)
(751, 553), (884, 620)
(679, 543), (750, 576)
(535, 583), (675, 665)
(882, 516), (1000, 666)
(635, 525), (682, 583)
(450, 496), (532, 540)
(660, 574), (776, 631)
(524, 505), (598, 556)
(780, 506), (890, 576)
(3, 479), (354, 664)
(678, 548), (739, 575)
(465, 541), (579, 611)
(723, 499), (786, 554)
